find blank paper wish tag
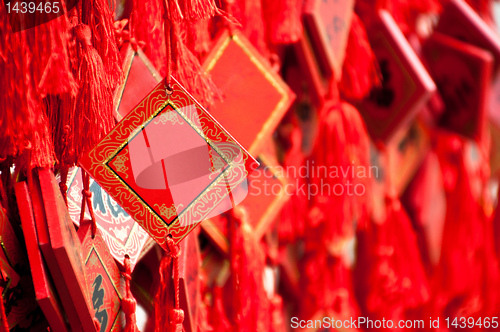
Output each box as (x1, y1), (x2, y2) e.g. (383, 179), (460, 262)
(203, 30), (295, 155)
(80, 76), (259, 248)
(64, 167), (153, 270)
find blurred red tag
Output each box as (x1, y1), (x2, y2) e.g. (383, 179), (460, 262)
(178, 232), (200, 332)
(15, 182), (69, 332)
(65, 167), (153, 270)
(436, 0), (500, 75)
(422, 32), (493, 142)
(80, 77), (259, 248)
(202, 30), (295, 155)
(114, 42), (162, 121)
(358, 10), (435, 143)
(39, 169), (97, 331)
(303, 0), (355, 81)
(79, 220), (124, 332)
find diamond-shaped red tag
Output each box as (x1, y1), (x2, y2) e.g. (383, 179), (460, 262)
(79, 77), (259, 247)
(202, 30), (295, 155)
(65, 167), (153, 270)
(303, 0), (355, 81)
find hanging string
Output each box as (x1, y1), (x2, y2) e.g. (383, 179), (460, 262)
(163, 0), (174, 92)
(121, 255), (140, 332)
(79, 171), (97, 237)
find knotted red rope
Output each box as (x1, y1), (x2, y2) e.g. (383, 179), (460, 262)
(121, 255), (140, 332)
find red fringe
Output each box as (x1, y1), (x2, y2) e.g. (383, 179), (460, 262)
(0, 4), (54, 170)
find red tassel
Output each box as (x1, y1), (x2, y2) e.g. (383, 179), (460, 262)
(228, 207), (269, 331)
(122, 256), (140, 332)
(261, 0), (303, 44)
(278, 126), (307, 243)
(26, 3), (77, 98)
(68, 24), (115, 165)
(154, 237), (184, 332)
(164, 0), (220, 106)
(339, 13), (380, 100)
(81, 0), (123, 90)
(172, 32), (220, 106)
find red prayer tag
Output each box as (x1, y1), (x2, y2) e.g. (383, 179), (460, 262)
(202, 30), (295, 155)
(15, 182), (69, 332)
(30, 170), (83, 331)
(80, 76), (259, 247)
(303, 0), (355, 81)
(78, 220), (124, 332)
(422, 32), (493, 142)
(0, 201), (40, 329)
(114, 42), (162, 121)
(39, 168), (97, 331)
(65, 167), (154, 270)
(358, 10), (435, 143)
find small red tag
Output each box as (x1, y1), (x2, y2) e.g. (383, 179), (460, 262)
(39, 169), (97, 331)
(203, 30), (295, 155)
(30, 170), (83, 331)
(80, 76), (259, 247)
(78, 220), (124, 332)
(358, 11), (435, 143)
